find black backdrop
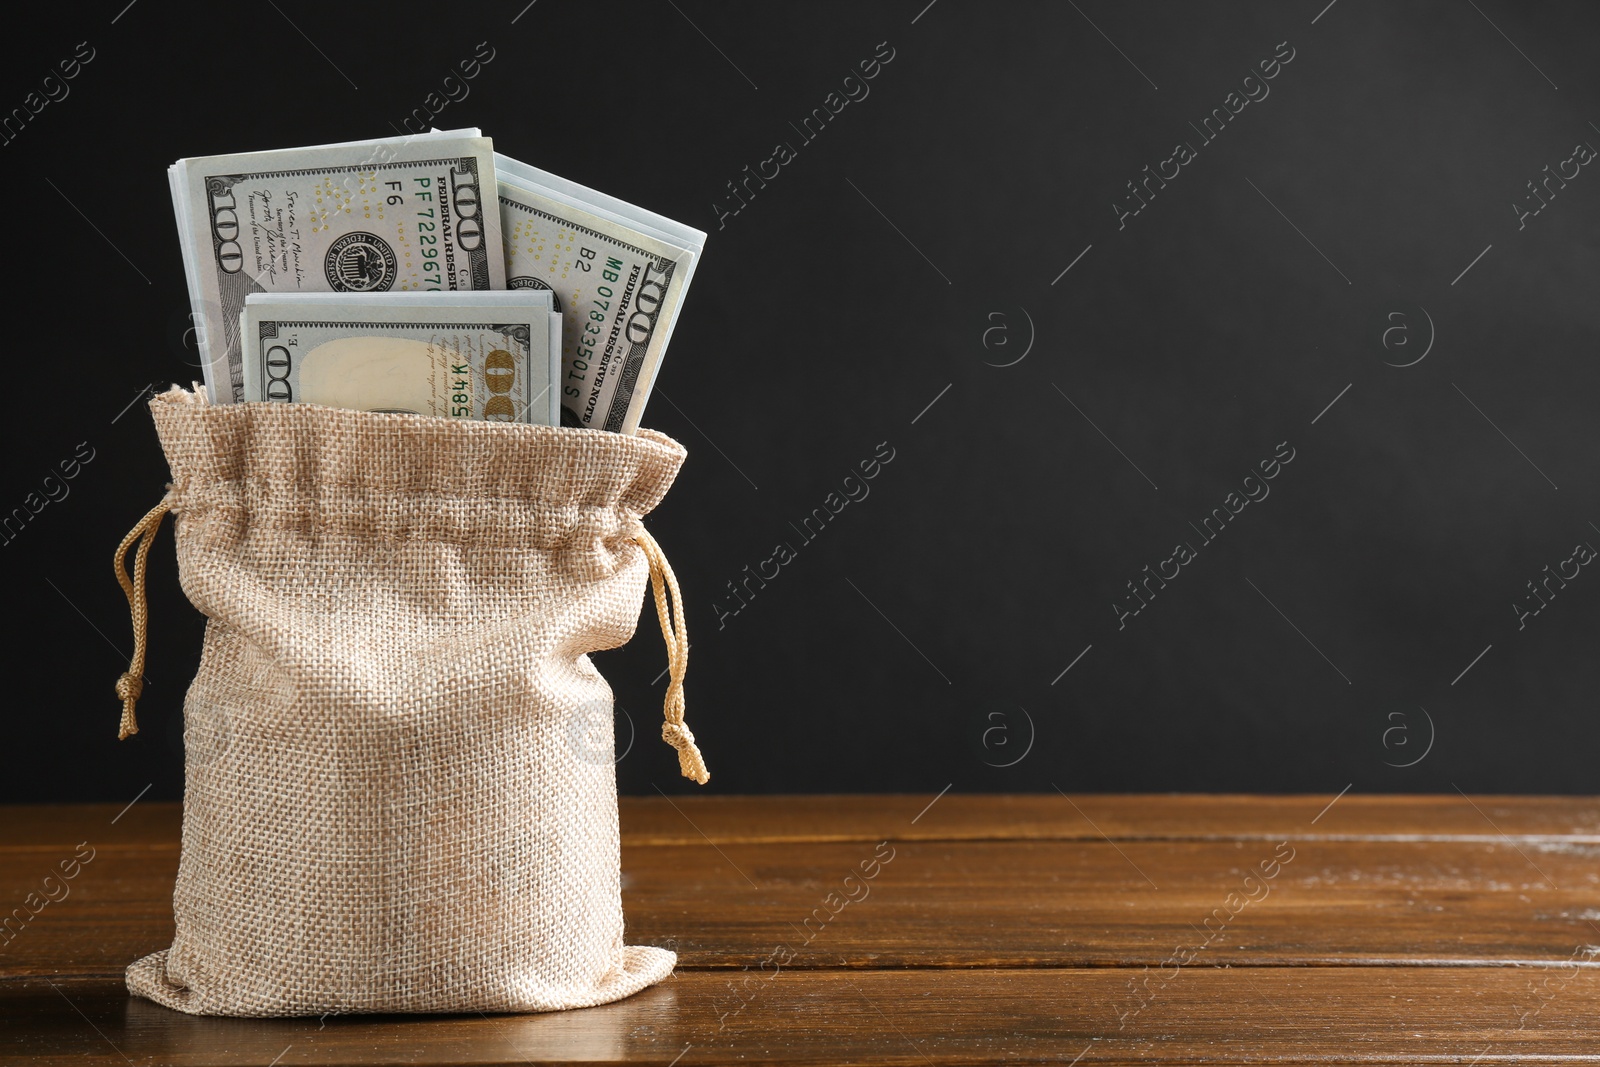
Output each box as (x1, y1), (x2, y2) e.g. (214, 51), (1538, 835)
(6, 0), (1598, 802)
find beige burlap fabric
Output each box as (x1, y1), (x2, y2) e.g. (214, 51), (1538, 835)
(119, 386), (703, 1017)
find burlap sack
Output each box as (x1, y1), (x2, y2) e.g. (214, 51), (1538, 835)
(113, 385), (707, 1017)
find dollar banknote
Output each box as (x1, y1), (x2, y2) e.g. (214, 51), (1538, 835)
(240, 291), (560, 424)
(496, 152), (704, 434)
(171, 129), (506, 404)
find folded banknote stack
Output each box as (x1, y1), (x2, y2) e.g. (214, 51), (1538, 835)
(169, 128), (705, 433)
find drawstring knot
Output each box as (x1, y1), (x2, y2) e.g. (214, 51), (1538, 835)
(661, 720), (697, 752)
(115, 673), (143, 704)
(114, 500), (171, 740)
(634, 527), (709, 785)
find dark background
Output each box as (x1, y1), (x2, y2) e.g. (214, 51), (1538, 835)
(5, 1), (1597, 802)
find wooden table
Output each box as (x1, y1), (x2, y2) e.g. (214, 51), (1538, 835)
(4, 793), (1599, 1064)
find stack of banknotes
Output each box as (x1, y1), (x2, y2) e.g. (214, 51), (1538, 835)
(169, 129), (705, 433)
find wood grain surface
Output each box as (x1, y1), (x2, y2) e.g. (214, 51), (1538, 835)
(3, 794), (1598, 1064)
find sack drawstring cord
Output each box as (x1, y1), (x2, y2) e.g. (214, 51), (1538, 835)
(114, 500), (172, 740)
(634, 528), (709, 784)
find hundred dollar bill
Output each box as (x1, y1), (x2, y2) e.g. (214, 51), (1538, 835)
(495, 152), (704, 434)
(241, 291), (560, 424)
(171, 129), (506, 404)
